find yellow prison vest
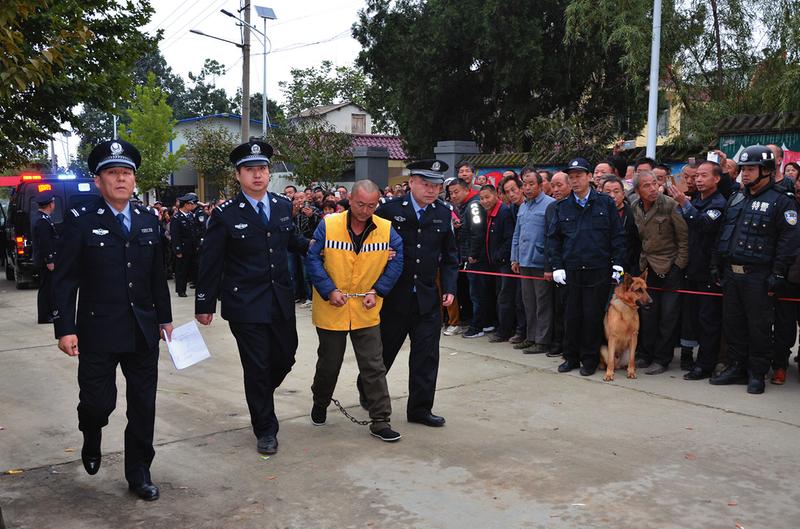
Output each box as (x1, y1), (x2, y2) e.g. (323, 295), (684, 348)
(312, 211), (392, 331)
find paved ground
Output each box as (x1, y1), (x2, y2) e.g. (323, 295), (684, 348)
(2, 278), (800, 529)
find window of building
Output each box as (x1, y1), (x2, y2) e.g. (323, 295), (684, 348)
(351, 113), (366, 134)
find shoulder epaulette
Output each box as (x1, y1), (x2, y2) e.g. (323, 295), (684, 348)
(217, 199), (234, 211)
(274, 192), (291, 202)
(436, 198), (454, 211)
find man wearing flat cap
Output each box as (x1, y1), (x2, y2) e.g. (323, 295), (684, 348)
(32, 190), (60, 323)
(172, 192), (200, 297)
(546, 157), (626, 377)
(356, 160), (459, 427)
(52, 139), (173, 501)
(195, 139), (310, 455)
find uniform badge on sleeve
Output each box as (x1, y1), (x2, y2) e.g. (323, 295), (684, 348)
(706, 209), (721, 220)
(785, 210), (798, 226)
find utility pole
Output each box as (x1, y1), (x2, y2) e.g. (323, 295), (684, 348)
(241, 1), (251, 142)
(645, 0), (662, 159)
(50, 139), (57, 172)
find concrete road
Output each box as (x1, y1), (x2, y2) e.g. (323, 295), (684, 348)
(1, 279), (800, 529)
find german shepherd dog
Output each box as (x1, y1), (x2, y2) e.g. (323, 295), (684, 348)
(600, 271), (653, 381)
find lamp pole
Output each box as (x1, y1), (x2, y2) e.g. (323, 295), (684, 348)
(645, 0), (663, 159)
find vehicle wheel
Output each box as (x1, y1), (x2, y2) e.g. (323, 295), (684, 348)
(5, 260), (14, 281)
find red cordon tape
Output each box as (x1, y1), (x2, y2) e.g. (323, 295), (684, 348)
(457, 268), (800, 303)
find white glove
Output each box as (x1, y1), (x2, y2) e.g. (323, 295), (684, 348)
(612, 265), (624, 284)
(553, 269), (567, 285)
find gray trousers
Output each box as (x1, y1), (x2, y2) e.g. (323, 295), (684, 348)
(520, 267), (554, 346)
(312, 325), (391, 432)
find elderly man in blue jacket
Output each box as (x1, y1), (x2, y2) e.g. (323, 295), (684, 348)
(511, 167), (556, 354)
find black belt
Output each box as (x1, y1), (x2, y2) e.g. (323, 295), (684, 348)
(728, 263), (770, 274)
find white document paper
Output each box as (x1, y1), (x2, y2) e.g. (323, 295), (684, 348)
(164, 320), (211, 370)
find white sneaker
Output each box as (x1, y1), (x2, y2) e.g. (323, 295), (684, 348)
(482, 326), (496, 333)
(301, 300), (313, 308)
(443, 325), (461, 336)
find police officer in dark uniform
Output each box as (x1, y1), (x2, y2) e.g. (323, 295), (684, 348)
(171, 193), (199, 297)
(546, 158), (626, 376)
(710, 145), (799, 394)
(32, 190), (60, 323)
(357, 160), (459, 427)
(191, 195), (209, 250)
(195, 140), (309, 455)
(667, 160), (727, 380)
(52, 139), (173, 501)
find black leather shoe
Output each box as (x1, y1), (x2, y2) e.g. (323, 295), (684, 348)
(635, 358), (652, 369)
(408, 413), (445, 427)
(747, 376), (765, 394)
(579, 365), (597, 376)
(129, 481), (160, 501)
(177, 292), (187, 297)
(81, 430), (102, 475)
(683, 366), (711, 380)
(558, 360), (579, 373)
(645, 363), (668, 375)
(710, 364), (748, 385)
(311, 404), (326, 425)
(256, 435), (278, 454)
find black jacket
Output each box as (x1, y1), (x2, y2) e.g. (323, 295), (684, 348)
(455, 192), (485, 263)
(170, 210), (196, 254)
(618, 203), (642, 275)
(377, 196), (459, 315)
(485, 202), (515, 265)
(545, 189), (626, 271)
(680, 191), (726, 282)
(52, 198), (172, 353)
(195, 192), (309, 323)
(32, 211), (60, 268)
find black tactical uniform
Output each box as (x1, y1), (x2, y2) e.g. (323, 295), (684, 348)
(711, 145), (799, 393)
(679, 190), (726, 379)
(195, 140), (309, 453)
(171, 204), (197, 296)
(356, 160), (459, 426)
(52, 139), (172, 498)
(32, 192), (60, 323)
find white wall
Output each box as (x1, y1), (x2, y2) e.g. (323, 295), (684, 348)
(318, 104), (372, 134)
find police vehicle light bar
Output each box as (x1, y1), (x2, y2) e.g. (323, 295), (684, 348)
(20, 174), (42, 181)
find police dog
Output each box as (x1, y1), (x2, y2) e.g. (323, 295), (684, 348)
(600, 271), (653, 381)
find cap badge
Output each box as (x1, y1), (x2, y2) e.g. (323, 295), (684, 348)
(432, 161), (441, 171)
(251, 144), (261, 155)
(740, 152), (749, 162)
(110, 142), (123, 155)
(571, 160), (579, 166)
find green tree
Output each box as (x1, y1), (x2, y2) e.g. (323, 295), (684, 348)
(232, 90), (286, 131)
(185, 125), (239, 199)
(118, 73), (184, 195)
(279, 60), (370, 117)
(182, 59), (236, 118)
(0, 0), (155, 171)
(353, 0), (649, 157)
(271, 118), (353, 188)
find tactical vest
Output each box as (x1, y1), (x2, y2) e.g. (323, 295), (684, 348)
(312, 212), (392, 331)
(718, 187), (783, 264)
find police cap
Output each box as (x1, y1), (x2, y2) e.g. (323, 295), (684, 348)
(407, 159), (448, 183)
(36, 190), (55, 206)
(230, 140), (273, 168)
(566, 157), (592, 173)
(177, 192), (199, 204)
(88, 139), (141, 175)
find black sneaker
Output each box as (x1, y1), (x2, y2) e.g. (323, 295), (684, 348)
(370, 427), (402, 442)
(462, 328), (485, 339)
(311, 404), (327, 425)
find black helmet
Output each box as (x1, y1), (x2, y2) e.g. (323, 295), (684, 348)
(738, 145), (775, 171)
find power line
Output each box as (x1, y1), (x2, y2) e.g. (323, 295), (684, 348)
(152, 0), (197, 31)
(159, 0), (218, 35)
(161, 0), (232, 51)
(270, 29), (352, 54)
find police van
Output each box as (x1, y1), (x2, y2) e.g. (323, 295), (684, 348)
(3, 174), (99, 289)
